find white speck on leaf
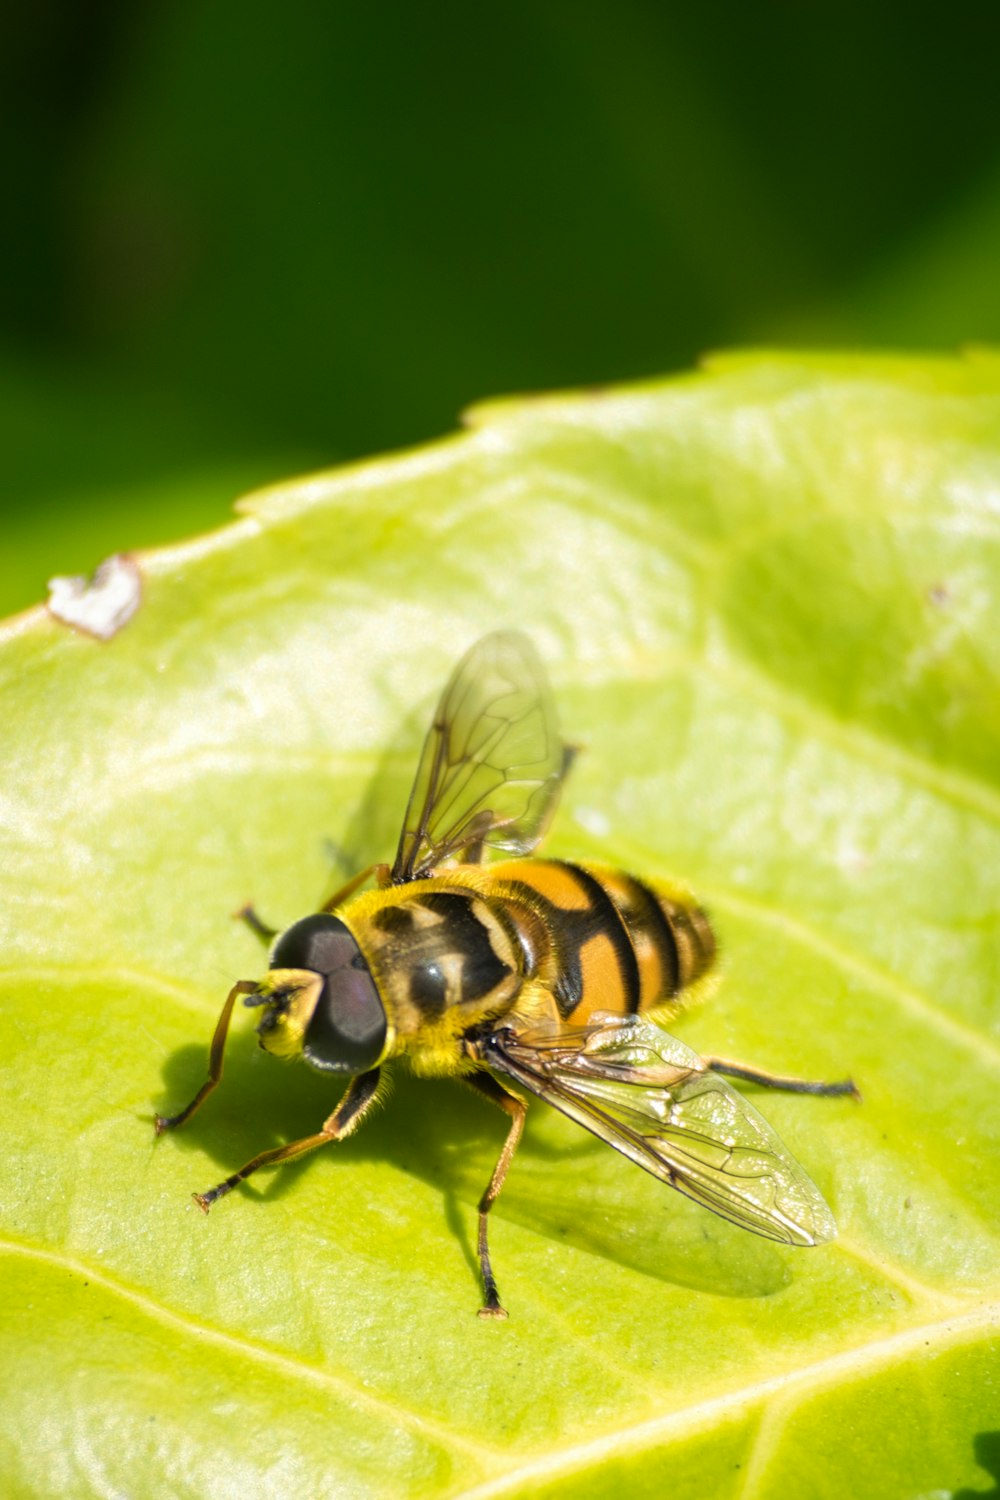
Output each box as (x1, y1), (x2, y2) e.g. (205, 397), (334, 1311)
(47, 553), (142, 640)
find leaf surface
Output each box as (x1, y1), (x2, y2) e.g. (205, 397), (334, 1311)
(3, 351), (1000, 1499)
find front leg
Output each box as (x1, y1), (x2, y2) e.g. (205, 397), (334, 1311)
(155, 978), (258, 1135)
(192, 1067), (382, 1210)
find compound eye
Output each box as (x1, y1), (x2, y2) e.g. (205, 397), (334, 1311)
(270, 913), (387, 1074)
(270, 913), (355, 976)
(304, 963), (387, 1074)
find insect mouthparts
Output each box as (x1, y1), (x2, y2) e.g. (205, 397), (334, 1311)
(243, 985), (296, 1009)
(244, 987), (295, 1037)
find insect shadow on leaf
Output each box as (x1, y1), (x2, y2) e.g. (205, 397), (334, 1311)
(953, 1432), (1000, 1500)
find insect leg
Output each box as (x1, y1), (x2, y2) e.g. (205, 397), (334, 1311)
(320, 862), (391, 912)
(234, 904), (278, 945)
(702, 1055), (860, 1100)
(466, 1072), (528, 1321)
(191, 1067), (381, 1211)
(154, 979), (258, 1135)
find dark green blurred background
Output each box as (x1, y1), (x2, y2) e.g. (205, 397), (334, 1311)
(4, 2), (1000, 617)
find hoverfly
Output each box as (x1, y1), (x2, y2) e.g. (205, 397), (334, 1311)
(156, 631), (857, 1317)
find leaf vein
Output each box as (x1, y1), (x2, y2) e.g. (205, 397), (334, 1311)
(0, 1236), (496, 1465)
(448, 1302), (1000, 1500)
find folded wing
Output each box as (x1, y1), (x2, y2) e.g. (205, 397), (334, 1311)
(483, 1015), (837, 1246)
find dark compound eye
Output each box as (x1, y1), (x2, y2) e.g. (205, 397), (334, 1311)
(270, 914), (387, 1074)
(304, 968), (387, 1075)
(270, 914), (358, 976)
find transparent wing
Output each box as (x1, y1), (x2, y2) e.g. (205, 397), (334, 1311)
(483, 1015), (837, 1246)
(392, 631), (568, 882)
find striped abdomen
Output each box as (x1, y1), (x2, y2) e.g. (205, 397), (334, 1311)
(488, 859), (715, 1025)
(355, 859), (716, 1055)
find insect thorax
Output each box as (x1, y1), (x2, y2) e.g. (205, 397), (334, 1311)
(347, 882), (527, 1064)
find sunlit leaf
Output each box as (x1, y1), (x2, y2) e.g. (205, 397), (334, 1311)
(3, 351), (999, 1499)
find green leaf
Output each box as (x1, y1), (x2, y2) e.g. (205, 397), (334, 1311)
(3, 350), (999, 1499)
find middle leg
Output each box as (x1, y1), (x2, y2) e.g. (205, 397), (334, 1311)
(465, 1072), (528, 1320)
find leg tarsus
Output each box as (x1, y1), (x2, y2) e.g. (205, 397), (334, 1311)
(234, 903), (278, 945)
(477, 1300), (509, 1322)
(703, 1055), (861, 1100)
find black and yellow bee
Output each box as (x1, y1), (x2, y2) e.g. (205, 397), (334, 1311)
(156, 632), (856, 1317)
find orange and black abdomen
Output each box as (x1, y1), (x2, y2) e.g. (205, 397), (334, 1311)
(490, 859), (716, 1024)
